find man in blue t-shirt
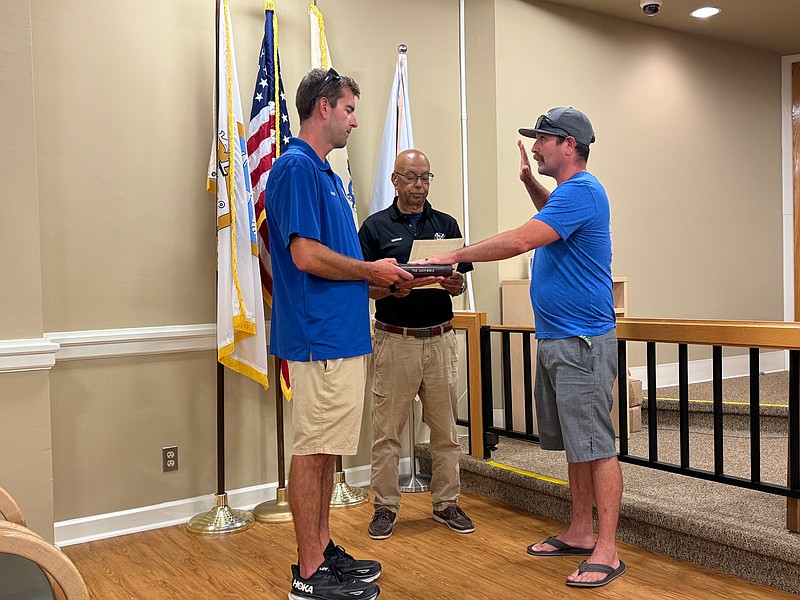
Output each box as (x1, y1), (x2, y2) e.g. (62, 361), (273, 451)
(418, 107), (625, 589)
(266, 68), (411, 600)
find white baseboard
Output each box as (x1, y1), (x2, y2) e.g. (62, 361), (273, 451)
(628, 350), (786, 390)
(54, 463), (399, 547)
(490, 351), (788, 424)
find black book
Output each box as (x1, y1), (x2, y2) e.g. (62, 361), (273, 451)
(397, 264), (453, 277)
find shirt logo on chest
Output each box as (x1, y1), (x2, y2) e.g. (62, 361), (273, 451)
(434, 233), (445, 240)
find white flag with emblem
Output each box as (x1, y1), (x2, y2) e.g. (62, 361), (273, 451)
(208, 0), (269, 388)
(369, 49), (414, 215)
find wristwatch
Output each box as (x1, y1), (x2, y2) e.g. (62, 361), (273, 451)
(452, 281), (466, 296)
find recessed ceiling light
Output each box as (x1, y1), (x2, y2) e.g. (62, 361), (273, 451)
(690, 7), (721, 19)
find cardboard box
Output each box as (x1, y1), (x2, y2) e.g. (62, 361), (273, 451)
(629, 405), (642, 433)
(628, 379), (643, 407)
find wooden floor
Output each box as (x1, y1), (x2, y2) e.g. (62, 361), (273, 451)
(62, 490), (795, 600)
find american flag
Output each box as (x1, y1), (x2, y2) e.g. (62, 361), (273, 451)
(248, 1), (292, 399)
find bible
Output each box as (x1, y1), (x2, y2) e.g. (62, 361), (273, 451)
(397, 264), (453, 277)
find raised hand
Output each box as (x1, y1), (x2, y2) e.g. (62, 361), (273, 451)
(518, 139), (535, 185)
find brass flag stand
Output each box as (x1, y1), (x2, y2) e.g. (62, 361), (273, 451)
(188, 0), (254, 535)
(254, 357), (293, 523)
(330, 455), (369, 507)
(188, 364), (255, 534)
(399, 402), (431, 492)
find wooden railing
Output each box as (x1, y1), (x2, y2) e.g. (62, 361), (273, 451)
(617, 318), (800, 531)
(460, 317), (800, 532)
(452, 312), (488, 458)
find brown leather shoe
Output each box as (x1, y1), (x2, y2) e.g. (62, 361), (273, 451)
(367, 507), (396, 540)
(432, 504), (475, 533)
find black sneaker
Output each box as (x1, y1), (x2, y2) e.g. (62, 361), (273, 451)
(289, 563), (380, 600)
(367, 508), (396, 540)
(323, 539), (381, 582)
(432, 504), (475, 534)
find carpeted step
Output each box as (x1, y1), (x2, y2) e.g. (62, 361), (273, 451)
(641, 394), (789, 434)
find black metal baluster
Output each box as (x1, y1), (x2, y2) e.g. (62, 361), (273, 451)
(749, 348), (761, 484)
(480, 325), (494, 458)
(502, 332), (513, 433)
(679, 344), (689, 469)
(788, 350), (799, 493)
(647, 342), (658, 462)
(523, 332), (534, 436)
(618, 340), (629, 456)
(713, 346), (724, 476)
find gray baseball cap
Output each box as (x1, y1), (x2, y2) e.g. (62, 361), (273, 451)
(519, 107), (596, 146)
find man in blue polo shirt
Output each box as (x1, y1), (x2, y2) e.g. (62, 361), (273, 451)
(266, 68), (411, 600)
(418, 107), (625, 589)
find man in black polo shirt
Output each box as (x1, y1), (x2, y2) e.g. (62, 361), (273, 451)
(358, 149), (474, 540)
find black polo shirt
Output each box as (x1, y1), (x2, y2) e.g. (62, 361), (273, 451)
(358, 198), (473, 328)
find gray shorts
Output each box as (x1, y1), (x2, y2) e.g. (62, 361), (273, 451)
(534, 329), (618, 463)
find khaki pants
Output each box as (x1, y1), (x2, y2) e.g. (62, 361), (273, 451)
(370, 328), (461, 512)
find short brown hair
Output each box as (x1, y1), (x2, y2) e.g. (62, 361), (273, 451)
(296, 68), (361, 122)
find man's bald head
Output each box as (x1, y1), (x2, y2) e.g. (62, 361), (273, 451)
(391, 149), (434, 214)
(394, 149), (429, 172)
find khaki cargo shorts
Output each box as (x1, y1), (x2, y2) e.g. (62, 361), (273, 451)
(288, 355), (367, 456)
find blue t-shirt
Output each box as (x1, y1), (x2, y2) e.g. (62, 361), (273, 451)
(530, 171), (615, 339)
(265, 137), (371, 361)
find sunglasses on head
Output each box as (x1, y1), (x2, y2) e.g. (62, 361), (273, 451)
(535, 114), (571, 138)
(313, 68), (341, 102)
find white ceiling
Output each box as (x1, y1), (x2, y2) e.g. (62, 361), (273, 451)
(540, 0), (800, 56)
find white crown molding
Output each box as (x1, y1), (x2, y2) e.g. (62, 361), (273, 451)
(47, 324), (218, 361)
(0, 323), (276, 372)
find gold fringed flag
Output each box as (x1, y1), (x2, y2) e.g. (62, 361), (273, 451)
(209, 0), (269, 389)
(248, 1), (292, 400)
(309, 2), (358, 226)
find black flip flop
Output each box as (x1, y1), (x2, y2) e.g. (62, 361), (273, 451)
(526, 536), (595, 557)
(565, 560), (627, 587)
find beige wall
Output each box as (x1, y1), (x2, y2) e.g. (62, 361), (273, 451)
(0, 0), (787, 536)
(493, 0), (783, 322)
(1, 0), (44, 338)
(0, 0), (54, 540)
(0, 372), (53, 540)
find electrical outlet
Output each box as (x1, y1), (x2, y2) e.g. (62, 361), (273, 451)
(162, 445), (179, 472)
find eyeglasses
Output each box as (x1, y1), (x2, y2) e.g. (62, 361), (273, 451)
(535, 114), (571, 138)
(394, 171), (435, 184)
(313, 68), (341, 102)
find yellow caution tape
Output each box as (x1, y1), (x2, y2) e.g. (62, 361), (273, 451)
(486, 461), (568, 485)
(654, 397), (787, 408)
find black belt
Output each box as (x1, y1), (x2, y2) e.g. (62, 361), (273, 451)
(375, 321), (453, 338)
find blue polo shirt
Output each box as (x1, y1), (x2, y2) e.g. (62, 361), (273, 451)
(265, 137), (371, 361)
(530, 171), (615, 339)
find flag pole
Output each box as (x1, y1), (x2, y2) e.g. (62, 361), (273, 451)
(253, 356), (293, 522)
(188, 0), (254, 534)
(308, 0), (368, 508)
